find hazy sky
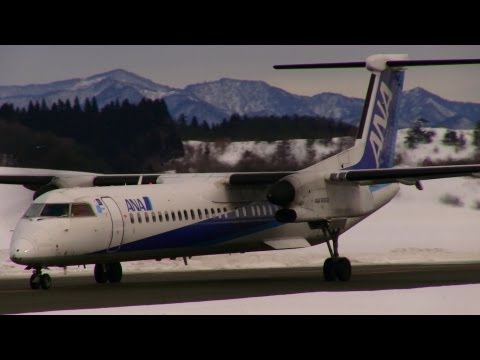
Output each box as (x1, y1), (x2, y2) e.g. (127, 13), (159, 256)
(1, 45), (480, 102)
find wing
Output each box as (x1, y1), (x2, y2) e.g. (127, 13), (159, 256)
(0, 166), (295, 189)
(328, 165), (480, 186)
(0, 167), (164, 191)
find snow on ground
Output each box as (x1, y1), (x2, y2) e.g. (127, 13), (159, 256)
(20, 284), (480, 315)
(184, 138), (346, 166)
(0, 185), (34, 253)
(183, 128), (477, 168)
(396, 128), (476, 166)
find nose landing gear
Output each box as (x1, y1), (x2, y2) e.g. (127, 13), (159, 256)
(29, 267), (52, 290)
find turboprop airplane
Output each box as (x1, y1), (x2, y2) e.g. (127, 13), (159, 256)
(4, 54), (480, 290)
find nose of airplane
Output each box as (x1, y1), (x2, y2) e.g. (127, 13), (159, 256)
(10, 238), (37, 264)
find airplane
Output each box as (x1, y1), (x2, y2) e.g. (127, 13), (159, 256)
(4, 53), (480, 290)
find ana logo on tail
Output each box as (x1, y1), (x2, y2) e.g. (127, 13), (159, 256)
(369, 81), (393, 168)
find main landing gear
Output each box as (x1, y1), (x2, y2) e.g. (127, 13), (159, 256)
(94, 262), (123, 284)
(29, 266), (52, 290)
(320, 223), (352, 282)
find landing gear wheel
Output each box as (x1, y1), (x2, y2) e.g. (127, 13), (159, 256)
(106, 262), (122, 283)
(334, 257), (352, 282)
(30, 273), (41, 290)
(40, 274), (52, 290)
(320, 221), (352, 282)
(94, 263), (108, 284)
(323, 258), (336, 282)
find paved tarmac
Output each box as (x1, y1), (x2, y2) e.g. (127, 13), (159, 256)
(2, 263), (480, 314)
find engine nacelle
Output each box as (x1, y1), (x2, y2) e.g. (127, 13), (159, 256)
(267, 171), (375, 223)
(266, 180), (296, 207)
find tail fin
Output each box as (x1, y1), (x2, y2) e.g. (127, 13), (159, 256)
(274, 54), (480, 172)
(348, 54), (407, 170)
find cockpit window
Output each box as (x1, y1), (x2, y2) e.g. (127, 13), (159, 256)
(40, 204), (70, 217)
(71, 203), (95, 217)
(23, 203), (45, 218)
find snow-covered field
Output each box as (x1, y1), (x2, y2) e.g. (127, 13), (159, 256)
(21, 284), (480, 315)
(181, 128), (477, 169)
(396, 128), (476, 166)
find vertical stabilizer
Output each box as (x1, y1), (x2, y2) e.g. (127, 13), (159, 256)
(348, 54), (407, 169)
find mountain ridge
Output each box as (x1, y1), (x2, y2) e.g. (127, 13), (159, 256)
(1, 69), (479, 129)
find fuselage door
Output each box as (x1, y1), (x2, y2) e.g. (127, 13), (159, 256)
(102, 197), (125, 252)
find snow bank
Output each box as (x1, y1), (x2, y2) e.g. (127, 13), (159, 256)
(20, 284), (480, 315)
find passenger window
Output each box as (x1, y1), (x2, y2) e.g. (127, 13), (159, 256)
(171, 211), (176, 221)
(130, 213), (134, 224)
(251, 206), (256, 217)
(235, 209), (240, 218)
(165, 211), (169, 222)
(159, 212), (163, 222)
(211, 208), (215, 217)
(152, 212), (156, 222)
(197, 209), (202, 220)
(137, 213), (142, 223)
(178, 211), (182, 221)
(145, 212), (149, 223)
(262, 205), (267, 216)
(71, 203), (95, 217)
(205, 209), (209, 218)
(184, 210), (188, 220)
(190, 209), (196, 220)
(256, 206), (261, 216)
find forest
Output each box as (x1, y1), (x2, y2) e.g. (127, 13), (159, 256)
(0, 97), (356, 172)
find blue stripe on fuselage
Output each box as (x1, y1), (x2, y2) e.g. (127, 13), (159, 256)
(103, 216), (282, 253)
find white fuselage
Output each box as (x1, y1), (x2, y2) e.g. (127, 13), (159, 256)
(9, 174), (399, 268)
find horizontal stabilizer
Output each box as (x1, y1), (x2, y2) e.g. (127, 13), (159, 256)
(328, 165), (480, 185)
(274, 58), (480, 70)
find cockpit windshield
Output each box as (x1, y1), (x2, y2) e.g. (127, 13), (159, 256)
(23, 203), (46, 218)
(23, 203), (96, 218)
(40, 204), (70, 217)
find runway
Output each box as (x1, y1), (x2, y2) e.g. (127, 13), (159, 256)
(2, 263), (480, 314)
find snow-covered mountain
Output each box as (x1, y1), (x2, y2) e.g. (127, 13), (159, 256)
(1, 69), (479, 128)
(0, 69), (177, 110)
(398, 87), (480, 129)
(183, 78), (311, 117)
